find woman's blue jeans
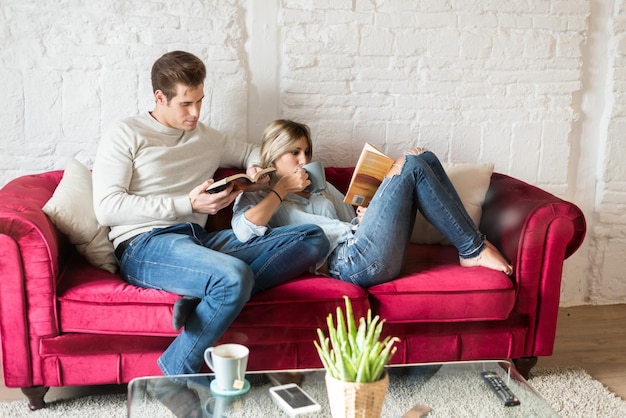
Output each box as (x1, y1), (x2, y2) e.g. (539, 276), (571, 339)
(328, 151), (484, 287)
(117, 222), (328, 376)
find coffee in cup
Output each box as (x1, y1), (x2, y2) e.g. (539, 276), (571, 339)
(204, 343), (249, 392)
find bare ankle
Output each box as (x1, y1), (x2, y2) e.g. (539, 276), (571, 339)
(460, 242), (513, 276)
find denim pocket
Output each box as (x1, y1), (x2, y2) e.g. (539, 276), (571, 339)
(348, 261), (390, 287)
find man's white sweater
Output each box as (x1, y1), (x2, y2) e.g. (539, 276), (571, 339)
(92, 112), (259, 247)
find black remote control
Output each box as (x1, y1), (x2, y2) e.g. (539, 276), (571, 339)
(481, 371), (521, 406)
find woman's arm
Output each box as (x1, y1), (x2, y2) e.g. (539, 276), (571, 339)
(232, 184), (356, 251)
(232, 193), (268, 242)
(242, 169), (309, 226)
(239, 188), (283, 227)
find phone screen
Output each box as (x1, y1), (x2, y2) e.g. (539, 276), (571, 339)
(274, 386), (316, 408)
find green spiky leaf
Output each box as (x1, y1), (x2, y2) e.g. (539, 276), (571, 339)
(314, 296), (399, 383)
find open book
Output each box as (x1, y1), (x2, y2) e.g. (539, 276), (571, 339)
(343, 143), (395, 206)
(206, 167), (276, 193)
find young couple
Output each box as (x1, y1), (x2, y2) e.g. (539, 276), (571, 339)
(94, 51), (510, 417)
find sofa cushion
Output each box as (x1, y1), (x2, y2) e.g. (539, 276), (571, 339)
(367, 245), (516, 323)
(42, 158), (117, 273)
(57, 246), (514, 335)
(57, 255), (179, 335)
(57, 254), (369, 336)
(411, 162), (494, 245)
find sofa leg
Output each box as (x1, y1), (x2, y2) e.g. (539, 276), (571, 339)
(21, 386), (49, 410)
(512, 356), (538, 380)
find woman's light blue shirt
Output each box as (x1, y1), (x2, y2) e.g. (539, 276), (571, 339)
(232, 182), (357, 262)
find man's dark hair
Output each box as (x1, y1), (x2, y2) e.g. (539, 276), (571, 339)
(151, 51), (207, 100)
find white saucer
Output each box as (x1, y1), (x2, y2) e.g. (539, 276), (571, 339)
(209, 379), (251, 396)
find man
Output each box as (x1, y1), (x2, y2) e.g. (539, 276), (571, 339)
(92, 51), (328, 381)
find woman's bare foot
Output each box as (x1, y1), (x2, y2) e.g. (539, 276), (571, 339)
(460, 240), (513, 275)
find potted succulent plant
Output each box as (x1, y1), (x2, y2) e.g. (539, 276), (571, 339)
(314, 296), (399, 418)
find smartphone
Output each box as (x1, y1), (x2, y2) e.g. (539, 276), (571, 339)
(269, 383), (321, 416)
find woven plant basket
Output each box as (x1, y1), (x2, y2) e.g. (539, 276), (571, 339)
(325, 372), (389, 418)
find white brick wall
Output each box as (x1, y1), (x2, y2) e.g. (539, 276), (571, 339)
(1, 0), (623, 306)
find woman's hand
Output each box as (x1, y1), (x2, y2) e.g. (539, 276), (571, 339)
(356, 206), (367, 223)
(243, 168), (309, 228)
(273, 167), (311, 197)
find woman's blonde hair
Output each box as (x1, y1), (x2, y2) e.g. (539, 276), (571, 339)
(260, 120), (313, 173)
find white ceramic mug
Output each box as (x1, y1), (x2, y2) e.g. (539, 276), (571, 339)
(302, 161), (327, 193)
(204, 343), (249, 391)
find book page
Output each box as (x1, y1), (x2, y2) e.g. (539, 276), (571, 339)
(250, 166), (276, 182)
(206, 167), (275, 193)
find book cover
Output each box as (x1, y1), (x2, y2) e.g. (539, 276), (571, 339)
(343, 143), (394, 206)
(206, 167), (276, 193)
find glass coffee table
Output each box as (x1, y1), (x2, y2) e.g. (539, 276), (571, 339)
(128, 360), (558, 417)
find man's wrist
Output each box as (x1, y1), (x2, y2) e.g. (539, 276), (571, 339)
(178, 195), (194, 215)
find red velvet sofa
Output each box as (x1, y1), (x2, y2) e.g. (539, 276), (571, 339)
(0, 167), (585, 410)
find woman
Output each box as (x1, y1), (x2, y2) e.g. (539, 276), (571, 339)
(232, 119), (512, 288)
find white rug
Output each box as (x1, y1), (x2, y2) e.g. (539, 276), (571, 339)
(1, 367), (624, 417)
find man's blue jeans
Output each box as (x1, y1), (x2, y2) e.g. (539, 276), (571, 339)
(117, 222), (328, 376)
(328, 151), (485, 287)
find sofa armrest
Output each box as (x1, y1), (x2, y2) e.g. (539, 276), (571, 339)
(480, 173), (586, 357)
(0, 171), (65, 387)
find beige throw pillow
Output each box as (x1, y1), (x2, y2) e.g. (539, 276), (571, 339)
(43, 158), (117, 273)
(410, 162), (494, 245)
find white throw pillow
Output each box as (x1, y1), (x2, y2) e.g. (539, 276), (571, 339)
(410, 162), (494, 245)
(43, 158), (117, 273)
